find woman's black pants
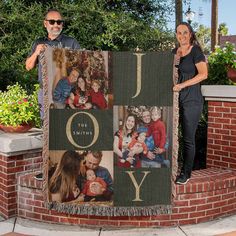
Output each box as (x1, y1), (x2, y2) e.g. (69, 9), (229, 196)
(179, 101), (203, 178)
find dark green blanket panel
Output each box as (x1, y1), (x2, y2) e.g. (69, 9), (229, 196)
(114, 168), (171, 206)
(49, 109), (113, 150)
(113, 51), (174, 106)
(112, 51), (173, 206)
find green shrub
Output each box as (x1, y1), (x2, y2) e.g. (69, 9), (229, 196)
(206, 43), (236, 85)
(0, 83), (41, 127)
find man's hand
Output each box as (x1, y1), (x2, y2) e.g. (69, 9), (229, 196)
(26, 44), (47, 71)
(35, 44), (46, 57)
(154, 147), (165, 154)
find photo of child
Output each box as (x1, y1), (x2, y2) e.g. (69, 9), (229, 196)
(80, 169), (107, 202)
(121, 129), (148, 167)
(146, 106), (166, 155)
(90, 80), (107, 109)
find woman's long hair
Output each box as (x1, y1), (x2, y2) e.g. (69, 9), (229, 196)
(49, 150), (83, 202)
(176, 22), (202, 49)
(122, 114), (137, 137)
(77, 76), (87, 91)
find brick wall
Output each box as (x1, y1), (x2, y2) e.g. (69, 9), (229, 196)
(207, 101), (236, 170)
(2, 85), (236, 227)
(0, 152), (42, 218)
(18, 169), (236, 227)
(15, 97), (236, 227)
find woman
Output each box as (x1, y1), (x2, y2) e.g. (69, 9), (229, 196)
(49, 150), (85, 202)
(68, 76), (92, 109)
(113, 114), (141, 167)
(173, 22), (208, 185)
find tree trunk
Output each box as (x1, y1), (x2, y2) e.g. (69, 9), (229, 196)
(175, 0), (183, 29)
(211, 0), (218, 51)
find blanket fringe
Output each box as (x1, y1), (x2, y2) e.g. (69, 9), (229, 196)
(45, 202), (172, 216)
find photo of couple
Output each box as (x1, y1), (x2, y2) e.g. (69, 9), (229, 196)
(113, 105), (172, 168)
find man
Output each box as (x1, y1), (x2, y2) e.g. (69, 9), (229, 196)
(139, 109), (170, 168)
(79, 151), (113, 201)
(53, 68), (79, 108)
(26, 8), (80, 118)
(26, 9), (80, 180)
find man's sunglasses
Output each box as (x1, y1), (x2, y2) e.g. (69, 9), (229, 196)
(45, 19), (64, 25)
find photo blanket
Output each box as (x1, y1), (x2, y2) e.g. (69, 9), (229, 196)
(41, 48), (178, 216)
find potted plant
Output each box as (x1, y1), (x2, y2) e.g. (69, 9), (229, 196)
(208, 42), (236, 84)
(0, 83), (41, 132)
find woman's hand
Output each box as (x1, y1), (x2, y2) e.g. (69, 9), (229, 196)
(131, 145), (143, 155)
(113, 136), (123, 158)
(173, 61), (208, 92)
(126, 156), (135, 164)
(173, 83), (184, 92)
(77, 194), (85, 202)
(84, 102), (92, 109)
(72, 186), (80, 198)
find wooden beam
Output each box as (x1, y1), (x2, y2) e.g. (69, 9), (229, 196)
(211, 0), (218, 51)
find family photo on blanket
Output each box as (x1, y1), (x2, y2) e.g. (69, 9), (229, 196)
(50, 49), (111, 110)
(113, 105), (171, 169)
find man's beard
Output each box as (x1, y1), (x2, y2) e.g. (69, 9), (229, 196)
(47, 28), (62, 37)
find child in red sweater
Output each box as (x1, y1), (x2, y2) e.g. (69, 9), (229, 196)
(146, 106), (166, 154)
(121, 130), (148, 167)
(90, 80), (107, 109)
(80, 169), (107, 202)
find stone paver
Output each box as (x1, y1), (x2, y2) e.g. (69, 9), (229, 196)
(101, 227), (185, 236)
(13, 218), (100, 236)
(1, 215), (236, 236)
(1, 233), (32, 236)
(181, 214), (236, 236)
(216, 232), (236, 236)
(0, 218), (15, 235)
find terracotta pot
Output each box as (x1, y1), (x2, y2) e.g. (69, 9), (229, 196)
(0, 123), (32, 133)
(227, 67), (236, 83)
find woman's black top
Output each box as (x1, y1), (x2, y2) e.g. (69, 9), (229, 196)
(173, 45), (206, 105)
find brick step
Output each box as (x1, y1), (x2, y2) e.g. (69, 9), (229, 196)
(176, 168), (236, 194)
(19, 168), (236, 193)
(17, 168), (236, 227)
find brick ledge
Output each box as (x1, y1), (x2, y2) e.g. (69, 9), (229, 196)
(17, 168), (236, 227)
(0, 128), (43, 156)
(201, 85), (236, 102)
